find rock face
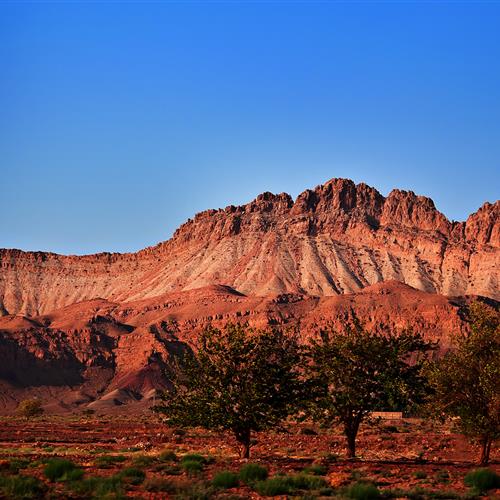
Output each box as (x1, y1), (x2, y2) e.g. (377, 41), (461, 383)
(1, 178), (498, 317)
(0, 177), (498, 413)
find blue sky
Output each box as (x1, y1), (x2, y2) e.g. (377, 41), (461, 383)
(1, 1), (499, 255)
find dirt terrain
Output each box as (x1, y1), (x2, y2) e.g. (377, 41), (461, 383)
(0, 416), (498, 498)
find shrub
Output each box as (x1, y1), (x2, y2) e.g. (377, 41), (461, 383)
(181, 453), (206, 464)
(69, 475), (124, 498)
(0, 475), (47, 499)
(287, 473), (327, 490)
(44, 458), (82, 482)
(302, 464), (328, 476)
(254, 476), (292, 496)
(464, 468), (500, 492)
(118, 467), (145, 485)
(8, 458), (30, 473)
(144, 477), (178, 492)
(154, 463), (181, 474)
(347, 482), (381, 500)
(413, 470), (427, 479)
(212, 470), (239, 489)
(180, 460), (203, 476)
(435, 470), (450, 483)
(95, 454), (127, 468)
(131, 455), (154, 467)
(239, 463), (268, 484)
(253, 473), (327, 496)
(158, 449), (178, 462)
(16, 399), (44, 419)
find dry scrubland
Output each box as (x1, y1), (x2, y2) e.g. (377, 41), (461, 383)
(0, 416), (498, 499)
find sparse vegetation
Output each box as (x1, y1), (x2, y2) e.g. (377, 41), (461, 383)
(212, 470), (239, 489)
(239, 463), (269, 484)
(0, 474), (47, 499)
(44, 458), (83, 482)
(346, 481), (381, 500)
(16, 399), (44, 420)
(464, 468), (499, 492)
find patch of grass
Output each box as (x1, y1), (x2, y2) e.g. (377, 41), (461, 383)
(212, 470), (239, 489)
(464, 468), (500, 492)
(44, 458), (83, 482)
(174, 481), (214, 499)
(154, 463), (182, 475)
(302, 464), (328, 476)
(181, 453), (208, 464)
(68, 475), (125, 499)
(383, 487), (461, 499)
(144, 477), (178, 493)
(346, 481), (381, 500)
(180, 459), (204, 476)
(413, 470), (427, 480)
(131, 454), (155, 467)
(8, 458), (31, 473)
(158, 449), (178, 462)
(95, 454), (127, 468)
(117, 467), (145, 485)
(253, 474), (327, 496)
(435, 470), (450, 483)
(239, 463), (268, 484)
(0, 474), (47, 499)
(254, 476), (293, 496)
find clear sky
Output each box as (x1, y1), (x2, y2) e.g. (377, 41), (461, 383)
(1, 1), (499, 255)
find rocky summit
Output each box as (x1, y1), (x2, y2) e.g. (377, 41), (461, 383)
(0, 178), (498, 412)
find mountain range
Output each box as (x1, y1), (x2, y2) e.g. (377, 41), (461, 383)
(0, 178), (498, 413)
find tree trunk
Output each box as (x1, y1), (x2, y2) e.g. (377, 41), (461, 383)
(346, 430), (356, 458)
(479, 436), (492, 466)
(344, 418), (361, 459)
(235, 428), (251, 459)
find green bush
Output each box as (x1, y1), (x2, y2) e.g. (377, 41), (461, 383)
(44, 458), (82, 482)
(413, 471), (427, 479)
(0, 474), (47, 499)
(158, 449), (178, 462)
(302, 464), (328, 476)
(144, 477), (178, 493)
(95, 454), (127, 468)
(253, 473), (327, 496)
(347, 482), (381, 500)
(254, 476), (292, 496)
(68, 475), (124, 498)
(239, 463), (268, 484)
(464, 468), (500, 492)
(212, 470), (239, 489)
(180, 459), (203, 476)
(8, 458), (30, 473)
(287, 473), (327, 490)
(154, 463), (182, 474)
(131, 455), (154, 467)
(118, 467), (145, 485)
(16, 399), (44, 419)
(181, 453), (207, 464)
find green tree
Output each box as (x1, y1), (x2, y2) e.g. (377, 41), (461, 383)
(427, 302), (499, 465)
(304, 320), (434, 458)
(16, 398), (44, 419)
(154, 323), (303, 458)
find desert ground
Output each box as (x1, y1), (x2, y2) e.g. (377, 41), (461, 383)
(0, 415), (498, 499)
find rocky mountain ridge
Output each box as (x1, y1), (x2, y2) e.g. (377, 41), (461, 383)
(0, 178), (498, 317)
